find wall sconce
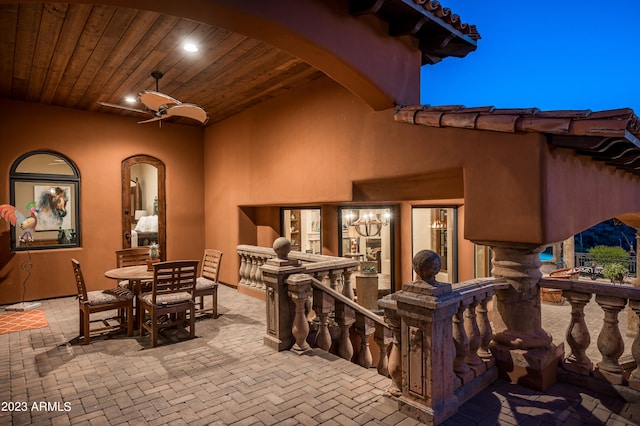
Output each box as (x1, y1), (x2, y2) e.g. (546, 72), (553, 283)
(350, 211), (390, 237)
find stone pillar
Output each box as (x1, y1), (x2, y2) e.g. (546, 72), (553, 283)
(261, 238), (304, 351)
(563, 236), (575, 268)
(488, 243), (563, 391)
(392, 250), (460, 425)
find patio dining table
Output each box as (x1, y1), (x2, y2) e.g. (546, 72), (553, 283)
(104, 265), (154, 328)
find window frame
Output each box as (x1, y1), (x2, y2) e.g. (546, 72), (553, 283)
(9, 150), (81, 251)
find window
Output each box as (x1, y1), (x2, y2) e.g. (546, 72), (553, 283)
(8, 151), (80, 251)
(412, 207), (457, 283)
(339, 206), (394, 294)
(281, 208), (321, 254)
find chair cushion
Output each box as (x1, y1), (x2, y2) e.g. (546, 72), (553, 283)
(117, 280), (131, 289)
(196, 276), (218, 291)
(140, 291), (192, 306)
(86, 288), (133, 305)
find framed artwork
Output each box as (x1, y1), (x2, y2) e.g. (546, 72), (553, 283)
(34, 185), (72, 231)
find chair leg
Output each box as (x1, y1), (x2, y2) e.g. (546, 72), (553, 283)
(127, 304), (133, 337)
(83, 310), (91, 345)
(189, 304), (195, 338)
(151, 312), (158, 347)
(139, 304), (145, 336)
(79, 308), (84, 337)
(212, 287), (218, 318)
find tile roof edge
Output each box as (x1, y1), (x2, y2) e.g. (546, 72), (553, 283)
(394, 105), (640, 139)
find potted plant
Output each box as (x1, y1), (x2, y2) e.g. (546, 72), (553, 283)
(603, 262), (628, 285)
(147, 242), (160, 270)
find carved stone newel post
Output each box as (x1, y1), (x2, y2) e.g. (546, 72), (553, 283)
(385, 250), (460, 425)
(261, 238), (304, 351)
(488, 244), (563, 391)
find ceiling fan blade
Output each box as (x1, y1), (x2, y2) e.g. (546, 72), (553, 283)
(137, 115), (164, 124)
(97, 101), (148, 115)
(139, 90), (181, 111)
(166, 104), (209, 124)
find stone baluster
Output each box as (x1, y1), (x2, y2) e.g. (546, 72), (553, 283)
(452, 302), (473, 384)
(476, 293), (493, 362)
(261, 238), (304, 352)
(287, 273), (313, 354)
(562, 291), (593, 375)
(312, 287), (335, 352)
(464, 299), (485, 375)
(628, 300), (640, 390)
(354, 312), (375, 368)
(328, 270), (339, 292)
(238, 250), (249, 286)
(379, 297), (401, 396)
(373, 323), (391, 377)
(255, 256), (266, 291)
(489, 244), (562, 391)
(249, 254), (259, 288)
(343, 269), (355, 301)
(594, 294), (626, 384)
(335, 302), (355, 361)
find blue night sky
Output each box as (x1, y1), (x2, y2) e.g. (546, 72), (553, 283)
(420, 1), (640, 114)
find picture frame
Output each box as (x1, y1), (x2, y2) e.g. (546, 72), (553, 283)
(34, 185), (71, 231)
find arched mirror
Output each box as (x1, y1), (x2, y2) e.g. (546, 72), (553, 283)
(121, 155), (165, 261)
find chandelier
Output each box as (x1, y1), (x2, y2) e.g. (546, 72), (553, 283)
(348, 211), (390, 237)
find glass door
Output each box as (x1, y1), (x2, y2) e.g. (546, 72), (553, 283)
(412, 206), (458, 283)
(339, 206), (394, 297)
(281, 208), (321, 254)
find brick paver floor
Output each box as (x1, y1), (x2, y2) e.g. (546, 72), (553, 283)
(0, 283), (638, 425)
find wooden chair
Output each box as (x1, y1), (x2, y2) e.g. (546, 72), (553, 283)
(71, 258), (134, 345)
(115, 247), (151, 290)
(139, 260), (198, 347)
(194, 249), (222, 317)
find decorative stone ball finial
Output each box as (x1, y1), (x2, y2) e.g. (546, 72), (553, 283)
(273, 237), (291, 260)
(412, 250), (441, 283)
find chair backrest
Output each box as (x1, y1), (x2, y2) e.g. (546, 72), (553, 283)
(151, 260), (199, 302)
(201, 249), (223, 282)
(71, 258), (88, 303)
(116, 247), (150, 268)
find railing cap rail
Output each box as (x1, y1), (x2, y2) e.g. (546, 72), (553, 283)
(540, 277), (640, 301)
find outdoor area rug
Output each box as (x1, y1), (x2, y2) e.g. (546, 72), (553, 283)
(0, 309), (48, 335)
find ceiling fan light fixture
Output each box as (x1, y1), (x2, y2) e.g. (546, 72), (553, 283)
(124, 96), (137, 104)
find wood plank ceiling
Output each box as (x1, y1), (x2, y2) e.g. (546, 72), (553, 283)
(0, 2), (326, 126)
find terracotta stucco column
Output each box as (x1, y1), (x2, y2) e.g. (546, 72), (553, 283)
(487, 243), (563, 391)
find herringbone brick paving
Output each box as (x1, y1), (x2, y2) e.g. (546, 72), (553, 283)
(0, 284), (638, 425)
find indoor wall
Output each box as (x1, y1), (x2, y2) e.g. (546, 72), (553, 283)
(0, 98), (205, 304)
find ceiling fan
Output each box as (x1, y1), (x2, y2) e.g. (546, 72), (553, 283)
(98, 71), (209, 125)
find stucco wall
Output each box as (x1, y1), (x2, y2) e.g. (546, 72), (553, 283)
(0, 99), (205, 304)
(202, 77), (546, 285)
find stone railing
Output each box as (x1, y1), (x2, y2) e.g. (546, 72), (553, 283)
(539, 277), (640, 394)
(257, 238), (392, 376)
(378, 250), (508, 424)
(237, 244), (358, 295)
(259, 239), (509, 425)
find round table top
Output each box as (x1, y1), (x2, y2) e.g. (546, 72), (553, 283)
(104, 264), (153, 281)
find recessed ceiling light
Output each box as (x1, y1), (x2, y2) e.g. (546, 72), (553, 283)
(125, 96), (136, 103)
(183, 42), (198, 53)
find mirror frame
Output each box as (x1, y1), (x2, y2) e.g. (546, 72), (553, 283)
(121, 155), (166, 261)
